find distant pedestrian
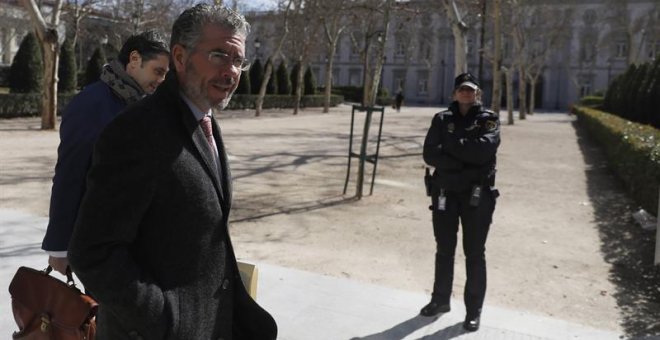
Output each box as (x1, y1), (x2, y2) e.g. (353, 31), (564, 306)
(395, 88), (404, 112)
(68, 4), (277, 339)
(420, 72), (500, 332)
(41, 30), (170, 275)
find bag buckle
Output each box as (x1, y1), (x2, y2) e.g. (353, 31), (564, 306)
(40, 314), (50, 333)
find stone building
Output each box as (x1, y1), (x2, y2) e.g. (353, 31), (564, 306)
(247, 0), (659, 110)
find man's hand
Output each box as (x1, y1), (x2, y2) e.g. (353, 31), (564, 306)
(48, 256), (69, 275)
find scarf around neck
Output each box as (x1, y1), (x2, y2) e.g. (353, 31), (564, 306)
(100, 59), (146, 105)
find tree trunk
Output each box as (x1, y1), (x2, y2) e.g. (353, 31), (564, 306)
(528, 75), (537, 115)
(323, 45), (336, 113)
(504, 67), (514, 125)
(444, 0), (468, 75)
(491, 0), (502, 113)
(21, 0), (62, 130)
(293, 57), (304, 115)
(518, 67), (527, 120)
(322, 6), (346, 113)
(255, 0), (292, 117)
(367, 0), (392, 107)
(361, 37), (372, 107)
(255, 63), (273, 117)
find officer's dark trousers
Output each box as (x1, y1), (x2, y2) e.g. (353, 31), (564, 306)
(431, 187), (495, 316)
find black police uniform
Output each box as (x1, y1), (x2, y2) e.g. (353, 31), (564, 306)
(422, 100), (500, 319)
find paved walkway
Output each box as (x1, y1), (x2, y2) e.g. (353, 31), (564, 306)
(0, 209), (622, 339)
(1, 107), (658, 339)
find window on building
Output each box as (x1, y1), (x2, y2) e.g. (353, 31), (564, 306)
(580, 34), (596, 62)
(395, 38), (406, 58)
(350, 33), (362, 57)
(615, 41), (628, 59)
(531, 40), (544, 58)
(332, 68), (340, 86)
(417, 71), (429, 96)
(579, 74), (593, 97)
(583, 9), (597, 26)
(503, 40), (511, 60)
(647, 42), (659, 60)
(392, 71), (406, 94)
(349, 68), (362, 87)
(419, 37), (431, 61)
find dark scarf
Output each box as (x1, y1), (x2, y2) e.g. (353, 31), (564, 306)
(100, 60), (146, 105)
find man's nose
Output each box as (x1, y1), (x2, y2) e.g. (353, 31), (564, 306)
(220, 63), (241, 78)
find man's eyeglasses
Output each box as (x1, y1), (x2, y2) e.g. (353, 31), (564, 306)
(207, 51), (250, 71)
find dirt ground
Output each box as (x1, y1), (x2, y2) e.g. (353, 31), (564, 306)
(1, 104), (658, 337)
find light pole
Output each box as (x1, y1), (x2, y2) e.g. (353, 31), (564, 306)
(607, 59), (612, 86)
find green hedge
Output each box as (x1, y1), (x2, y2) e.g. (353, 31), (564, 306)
(329, 86), (391, 106)
(0, 93), (345, 118)
(0, 93), (75, 118)
(603, 57), (660, 128)
(573, 105), (660, 215)
(578, 95), (604, 108)
(226, 94), (344, 110)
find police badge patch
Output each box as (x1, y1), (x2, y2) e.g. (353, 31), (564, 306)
(447, 123), (455, 133)
(485, 120), (497, 131)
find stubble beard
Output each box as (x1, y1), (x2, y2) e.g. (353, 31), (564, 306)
(182, 60), (236, 111)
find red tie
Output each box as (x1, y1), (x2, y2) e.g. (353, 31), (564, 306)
(200, 116), (218, 158)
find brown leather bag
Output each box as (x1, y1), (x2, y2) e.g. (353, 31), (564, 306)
(8, 266), (97, 340)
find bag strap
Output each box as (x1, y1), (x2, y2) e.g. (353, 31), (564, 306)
(42, 265), (77, 288)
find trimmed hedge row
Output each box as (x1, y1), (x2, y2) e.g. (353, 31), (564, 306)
(0, 93), (344, 118)
(225, 94), (344, 110)
(329, 86), (392, 106)
(573, 105), (660, 215)
(0, 93), (76, 118)
(578, 95), (604, 108)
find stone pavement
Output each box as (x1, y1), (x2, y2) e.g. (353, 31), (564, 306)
(0, 209), (623, 339)
(2, 106), (659, 339)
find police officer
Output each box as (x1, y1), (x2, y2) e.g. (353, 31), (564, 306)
(420, 72), (500, 332)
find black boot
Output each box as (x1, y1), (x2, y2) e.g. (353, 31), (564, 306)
(419, 300), (450, 317)
(463, 314), (480, 332)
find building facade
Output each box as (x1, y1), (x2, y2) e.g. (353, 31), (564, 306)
(247, 0), (659, 110)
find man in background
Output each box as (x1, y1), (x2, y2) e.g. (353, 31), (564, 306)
(42, 30), (170, 275)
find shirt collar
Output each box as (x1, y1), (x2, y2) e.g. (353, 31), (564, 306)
(180, 92), (212, 121)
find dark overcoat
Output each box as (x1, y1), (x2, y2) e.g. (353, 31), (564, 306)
(68, 72), (277, 340)
(42, 81), (125, 252)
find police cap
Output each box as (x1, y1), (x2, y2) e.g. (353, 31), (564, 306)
(454, 72), (480, 90)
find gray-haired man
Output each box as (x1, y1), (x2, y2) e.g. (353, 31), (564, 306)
(68, 5), (276, 339)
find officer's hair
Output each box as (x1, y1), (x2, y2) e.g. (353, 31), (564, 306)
(117, 30), (169, 67)
(171, 4), (250, 52)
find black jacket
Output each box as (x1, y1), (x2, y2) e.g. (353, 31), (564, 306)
(68, 72), (277, 340)
(423, 101), (500, 192)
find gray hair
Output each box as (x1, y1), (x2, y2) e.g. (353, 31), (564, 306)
(170, 4), (250, 51)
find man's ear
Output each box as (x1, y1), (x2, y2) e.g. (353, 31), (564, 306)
(128, 50), (142, 69)
(171, 44), (186, 72)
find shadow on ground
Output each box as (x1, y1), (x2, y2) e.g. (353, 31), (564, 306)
(573, 121), (660, 338)
(349, 315), (465, 340)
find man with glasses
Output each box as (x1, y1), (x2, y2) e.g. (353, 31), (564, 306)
(68, 4), (276, 339)
(420, 72), (500, 332)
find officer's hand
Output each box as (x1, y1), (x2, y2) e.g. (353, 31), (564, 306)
(48, 255), (69, 275)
